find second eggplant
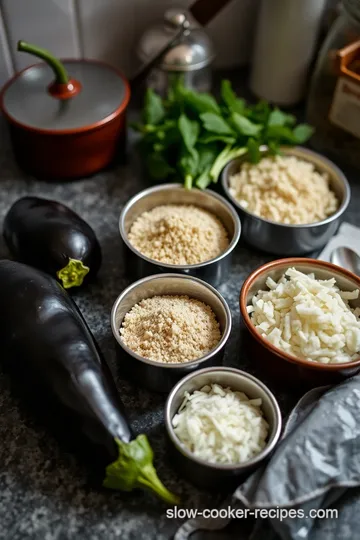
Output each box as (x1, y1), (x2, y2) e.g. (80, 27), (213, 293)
(3, 196), (102, 288)
(0, 259), (178, 503)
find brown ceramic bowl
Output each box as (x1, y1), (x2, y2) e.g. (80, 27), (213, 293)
(240, 258), (360, 389)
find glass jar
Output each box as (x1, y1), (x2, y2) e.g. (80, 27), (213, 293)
(307, 0), (360, 170)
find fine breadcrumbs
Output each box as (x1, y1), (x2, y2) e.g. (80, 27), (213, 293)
(228, 155), (338, 224)
(120, 295), (221, 364)
(127, 204), (229, 265)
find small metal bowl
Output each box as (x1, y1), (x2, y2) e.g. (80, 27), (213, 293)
(111, 274), (232, 392)
(221, 146), (350, 256)
(165, 367), (282, 490)
(119, 183), (241, 287)
(240, 258), (360, 389)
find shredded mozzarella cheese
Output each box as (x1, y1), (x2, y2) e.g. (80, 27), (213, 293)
(249, 268), (360, 364)
(172, 384), (269, 464)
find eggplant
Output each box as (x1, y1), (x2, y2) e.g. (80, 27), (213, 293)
(0, 259), (178, 503)
(3, 196), (102, 289)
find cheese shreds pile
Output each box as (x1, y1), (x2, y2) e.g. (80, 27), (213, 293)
(172, 384), (269, 464)
(248, 268), (360, 364)
(229, 155), (338, 224)
(120, 295), (221, 364)
(128, 204), (229, 265)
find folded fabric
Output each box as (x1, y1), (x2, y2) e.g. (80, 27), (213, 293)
(175, 375), (360, 540)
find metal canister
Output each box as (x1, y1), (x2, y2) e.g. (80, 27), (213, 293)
(136, 8), (215, 95)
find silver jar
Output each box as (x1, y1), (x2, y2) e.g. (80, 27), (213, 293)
(136, 9), (215, 95)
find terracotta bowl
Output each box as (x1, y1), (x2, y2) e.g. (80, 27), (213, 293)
(240, 258), (360, 390)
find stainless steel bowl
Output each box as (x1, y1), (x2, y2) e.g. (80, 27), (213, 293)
(111, 274), (232, 392)
(165, 367), (282, 490)
(119, 183), (241, 286)
(221, 146), (350, 256)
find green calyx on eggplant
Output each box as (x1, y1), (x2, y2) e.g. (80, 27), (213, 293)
(0, 260), (178, 503)
(3, 196), (102, 289)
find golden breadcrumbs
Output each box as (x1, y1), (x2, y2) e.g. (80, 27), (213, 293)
(120, 295), (221, 364)
(127, 204), (229, 265)
(229, 155), (338, 225)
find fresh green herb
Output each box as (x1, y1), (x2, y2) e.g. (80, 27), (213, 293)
(198, 134), (236, 145)
(268, 108), (296, 127)
(221, 80), (246, 115)
(210, 145), (247, 182)
(146, 153), (175, 180)
(143, 88), (165, 125)
(230, 113), (262, 137)
(200, 112), (235, 136)
(132, 79), (314, 189)
(266, 125), (298, 144)
(246, 138), (261, 163)
(182, 88), (221, 115)
(179, 150), (199, 190)
(293, 124), (315, 144)
(178, 114), (199, 153)
(194, 167), (209, 189)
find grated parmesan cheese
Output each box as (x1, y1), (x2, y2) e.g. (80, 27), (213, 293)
(248, 268), (360, 364)
(172, 384), (269, 464)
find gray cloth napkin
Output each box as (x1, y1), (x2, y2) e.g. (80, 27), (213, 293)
(175, 375), (360, 540)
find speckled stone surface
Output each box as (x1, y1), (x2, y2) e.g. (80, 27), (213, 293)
(0, 113), (360, 540)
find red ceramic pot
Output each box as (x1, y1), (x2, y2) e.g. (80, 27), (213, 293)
(0, 41), (130, 180)
(240, 258), (360, 390)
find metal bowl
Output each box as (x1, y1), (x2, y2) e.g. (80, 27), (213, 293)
(165, 367), (282, 490)
(111, 274), (232, 392)
(240, 258), (360, 389)
(221, 146), (350, 256)
(119, 183), (241, 287)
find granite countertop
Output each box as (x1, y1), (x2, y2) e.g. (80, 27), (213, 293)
(0, 111), (360, 540)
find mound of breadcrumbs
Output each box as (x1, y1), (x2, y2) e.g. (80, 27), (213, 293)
(120, 295), (221, 363)
(228, 155), (338, 225)
(127, 204), (229, 265)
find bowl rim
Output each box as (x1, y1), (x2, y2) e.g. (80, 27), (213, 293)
(221, 145), (351, 229)
(110, 273), (232, 369)
(119, 183), (241, 270)
(165, 366), (282, 470)
(240, 257), (360, 371)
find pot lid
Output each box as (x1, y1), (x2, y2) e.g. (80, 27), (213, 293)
(136, 8), (215, 72)
(1, 59), (130, 133)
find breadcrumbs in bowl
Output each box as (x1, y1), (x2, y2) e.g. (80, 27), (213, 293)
(228, 154), (338, 225)
(119, 184), (241, 287)
(111, 274), (232, 392)
(120, 294), (221, 364)
(127, 204), (229, 265)
(221, 146), (350, 256)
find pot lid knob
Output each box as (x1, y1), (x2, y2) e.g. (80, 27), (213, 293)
(17, 40), (81, 99)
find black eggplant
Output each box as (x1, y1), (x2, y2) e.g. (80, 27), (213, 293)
(3, 196), (102, 289)
(0, 259), (178, 503)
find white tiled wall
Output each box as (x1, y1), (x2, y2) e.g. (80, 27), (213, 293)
(0, 0), (259, 86)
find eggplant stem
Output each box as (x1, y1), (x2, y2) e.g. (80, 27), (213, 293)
(57, 258), (90, 289)
(17, 40), (69, 84)
(103, 435), (180, 504)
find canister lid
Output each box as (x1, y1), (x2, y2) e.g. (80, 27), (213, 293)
(1, 60), (130, 133)
(137, 8), (215, 72)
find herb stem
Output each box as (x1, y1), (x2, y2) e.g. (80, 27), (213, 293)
(184, 175), (193, 190)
